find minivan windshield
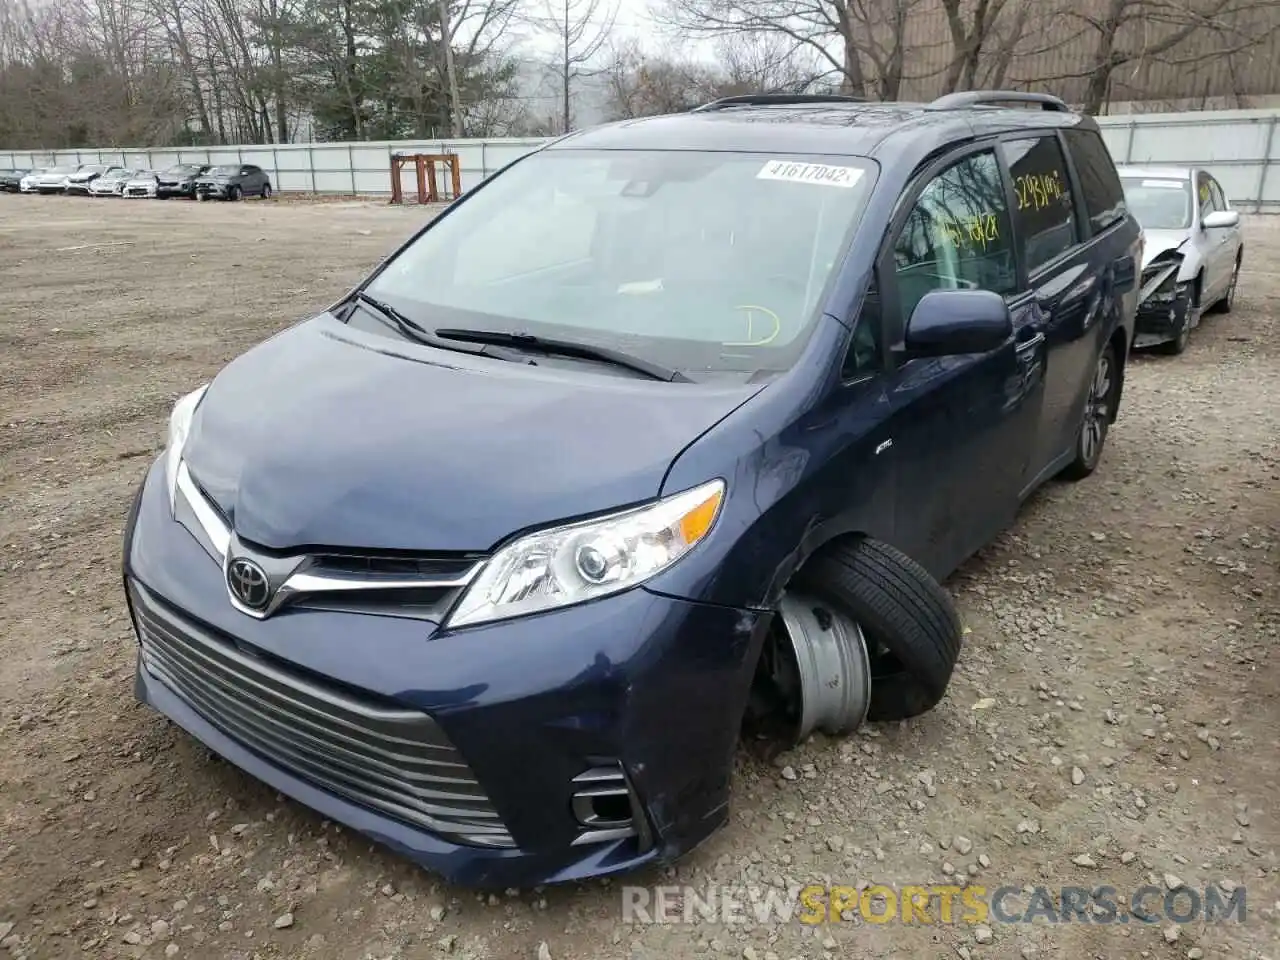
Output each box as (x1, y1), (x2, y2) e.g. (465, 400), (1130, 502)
(1121, 177), (1192, 230)
(364, 149), (878, 378)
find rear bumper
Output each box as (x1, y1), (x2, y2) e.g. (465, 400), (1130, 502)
(123, 458), (768, 887)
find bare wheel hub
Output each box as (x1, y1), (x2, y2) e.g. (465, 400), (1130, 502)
(774, 591), (871, 742)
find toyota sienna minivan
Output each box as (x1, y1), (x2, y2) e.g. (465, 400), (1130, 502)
(124, 91), (1138, 888)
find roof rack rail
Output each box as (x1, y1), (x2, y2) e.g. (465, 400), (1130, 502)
(927, 91), (1070, 112)
(691, 94), (867, 112)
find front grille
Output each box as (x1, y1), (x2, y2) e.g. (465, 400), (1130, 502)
(129, 580), (514, 848)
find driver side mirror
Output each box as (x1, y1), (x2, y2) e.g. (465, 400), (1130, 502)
(1202, 210), (1239, 230)
(903, 289), (1012, 358)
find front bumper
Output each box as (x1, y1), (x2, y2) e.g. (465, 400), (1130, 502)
(1135, 266), (1192, 347)
(157, 182), (195, 197)
(65, 181), (94, 193)
(195, 182), (232, 198)
(123, 458), (767, 887)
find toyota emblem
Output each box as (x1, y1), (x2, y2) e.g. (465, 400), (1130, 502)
(227, 557), (270, 610)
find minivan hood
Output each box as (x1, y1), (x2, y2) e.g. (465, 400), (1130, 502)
(182, 315), (759, 553)
(1141, 228), (1190, 269)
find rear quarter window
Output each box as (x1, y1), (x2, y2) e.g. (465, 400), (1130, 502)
(1063, 129), (1127, 234)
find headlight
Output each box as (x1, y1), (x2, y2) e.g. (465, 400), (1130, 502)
(446, 479), (726, 629)
(164, 385), (208, 513)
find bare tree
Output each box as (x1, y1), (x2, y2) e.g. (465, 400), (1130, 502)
(533, 0), (617, 133)
(1014, 0), (1280, 113)
(656, 0), (940, 99)
(939, 0), (1017, 93)
(715, 30), (828, 92)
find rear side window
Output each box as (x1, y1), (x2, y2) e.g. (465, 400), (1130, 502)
(1063, 129), (1126, 234)
(892, 150), (1016, 321)
(1001, 136), (1078, 273)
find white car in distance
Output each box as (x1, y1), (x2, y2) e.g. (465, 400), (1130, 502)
(1119, 164), (1245, 354)
(122, 171), (159, 199)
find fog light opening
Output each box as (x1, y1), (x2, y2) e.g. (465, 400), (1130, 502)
(569, 762), (653, 852)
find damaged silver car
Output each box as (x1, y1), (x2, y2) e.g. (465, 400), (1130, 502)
(1119, 165), (1244, 354)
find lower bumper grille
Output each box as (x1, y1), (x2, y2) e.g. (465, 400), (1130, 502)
(128, 580), (514, 848)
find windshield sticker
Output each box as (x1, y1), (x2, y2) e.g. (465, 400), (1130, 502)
(757, 161), (863, 188)
(1142, 179), (1185, 189)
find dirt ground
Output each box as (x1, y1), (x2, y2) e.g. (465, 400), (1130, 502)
(0, 195), (1276, 960)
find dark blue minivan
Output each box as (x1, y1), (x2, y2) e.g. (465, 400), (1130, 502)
(123, 92), (1140, 888)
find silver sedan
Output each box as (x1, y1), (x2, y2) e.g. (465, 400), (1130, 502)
(1119, 164), (1244, 354)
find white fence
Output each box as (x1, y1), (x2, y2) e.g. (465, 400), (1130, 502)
(4, 107), (1280, 211)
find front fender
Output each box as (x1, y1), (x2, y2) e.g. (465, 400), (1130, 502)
(648, 318), (896, 611)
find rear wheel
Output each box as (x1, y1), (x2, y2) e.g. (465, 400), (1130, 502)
(1061, 341), (1118, 480)
(261, 183), (273, 199)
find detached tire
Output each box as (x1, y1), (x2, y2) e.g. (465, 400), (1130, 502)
(795, 538), (962, 721)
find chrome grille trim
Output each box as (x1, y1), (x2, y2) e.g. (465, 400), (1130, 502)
(174, 459), (484, 619)
(130, 580), (514, 847)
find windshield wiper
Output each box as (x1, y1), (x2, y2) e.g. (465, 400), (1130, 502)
(434, 328), (691, 383)
(349, 292), (529, 363)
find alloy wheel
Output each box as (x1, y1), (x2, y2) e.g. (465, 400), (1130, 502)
(1079, 352), (1112, 468)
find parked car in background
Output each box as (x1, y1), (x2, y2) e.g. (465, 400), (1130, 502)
(65, 164), (119, 194)
(19, 168), (46, 193)
(89, 168), (138, 196)
(123, 170), (159, 198)
(156, 163), (211, 199)
(124, 91), (1140, 889)
(1119, 164), (1244, 354)
(194, 163), (273, 201)
(34, 164), (80, 194)
(0, 168), (31, 192)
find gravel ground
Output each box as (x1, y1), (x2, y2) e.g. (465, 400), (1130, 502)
(0, 195), (1276, 960)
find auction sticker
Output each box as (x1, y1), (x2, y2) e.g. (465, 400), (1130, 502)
(757, 160), (864, 188)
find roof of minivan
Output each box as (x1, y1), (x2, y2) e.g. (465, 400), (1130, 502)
(550, 100), (1094, 159)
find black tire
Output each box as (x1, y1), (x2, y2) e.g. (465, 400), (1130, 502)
(1157, 286), (1192, 356)
(261, 183), (272, 199)
(794, 537), (962, 721)
(228, 185), (242, 201)
(1060, 340), (1119, 480)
